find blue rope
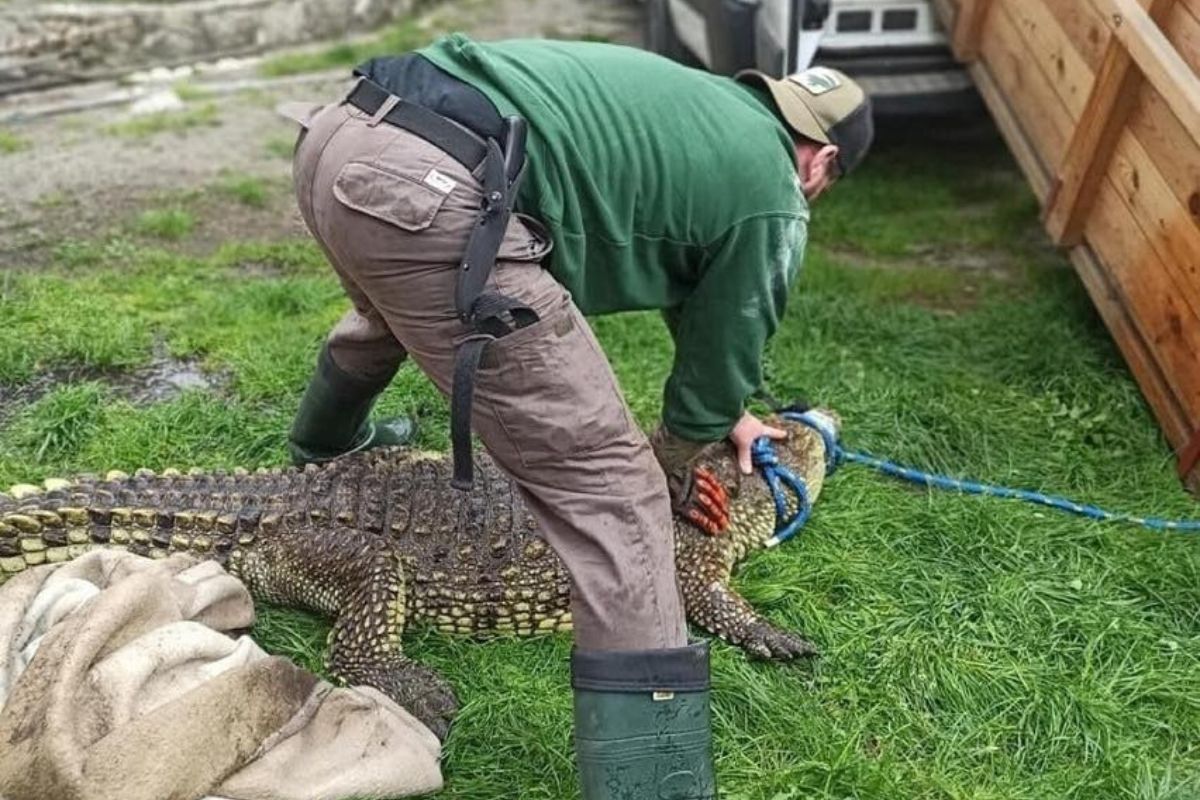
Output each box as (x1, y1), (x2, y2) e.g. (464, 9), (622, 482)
(750, 437), (813, 548)
(751, 410), (1200, 544)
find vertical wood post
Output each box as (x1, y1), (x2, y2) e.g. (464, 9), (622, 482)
(1044, 0), (1177, 246)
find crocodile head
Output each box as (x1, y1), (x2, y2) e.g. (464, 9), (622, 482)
(689, 409), (839, 554)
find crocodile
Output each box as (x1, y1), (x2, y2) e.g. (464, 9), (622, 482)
(0, 412), (833, 739)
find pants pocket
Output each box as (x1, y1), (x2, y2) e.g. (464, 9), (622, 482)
(476, 294), (632, 468)
(332, 161), (450, 232)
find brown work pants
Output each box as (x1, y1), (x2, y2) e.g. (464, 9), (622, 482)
(290, 93), (687, 651)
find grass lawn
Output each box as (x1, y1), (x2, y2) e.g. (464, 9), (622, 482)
(1, 119), (1198, 799)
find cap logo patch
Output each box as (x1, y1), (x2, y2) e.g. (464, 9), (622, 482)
(789, 67), (842, 96)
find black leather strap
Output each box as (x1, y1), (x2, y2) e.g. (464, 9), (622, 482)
(347, 78), (488, 171)
(347, 77), (537, 492)
(450, 336), (491, 490)
(446, 119), (536, 490)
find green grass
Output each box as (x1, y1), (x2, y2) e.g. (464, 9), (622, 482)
(264, 135), (297, 159)
(104, 102), (221, 138)
(172, 80), (211, 102)
(215, 173), (269, 208)
(0, 128), (28, 154)
(134, 207), (195, 240)
(258, 19), (433, 77)
(2, 121), (1198, 799)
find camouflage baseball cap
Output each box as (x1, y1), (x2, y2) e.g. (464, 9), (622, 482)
(736, 66), (874, 176)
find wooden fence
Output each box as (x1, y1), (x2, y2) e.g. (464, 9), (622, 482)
(932, 0), (1200, 491)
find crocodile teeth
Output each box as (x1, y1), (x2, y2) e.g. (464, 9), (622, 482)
(232, 467), (249, 477)
(134, 468), (156, 479)
(42, 478), (72, 492)
(105, 470), (129, 482)
(161, 468), (182, 477)
(9, 484), (42, 499)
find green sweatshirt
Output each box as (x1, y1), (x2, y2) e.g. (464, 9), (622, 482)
(421, 35), (809, 443)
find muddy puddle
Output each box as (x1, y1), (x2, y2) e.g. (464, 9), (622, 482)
(0, 345), (230, 424)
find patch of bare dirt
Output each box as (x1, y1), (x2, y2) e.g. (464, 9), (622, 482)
(0, 344), (231, 424)
(0, 86), (329, 269)
(0, 0), (643, 271)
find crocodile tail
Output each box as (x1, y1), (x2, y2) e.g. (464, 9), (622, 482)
(3, 464), (303, 518)
(0, 498), (259, 580)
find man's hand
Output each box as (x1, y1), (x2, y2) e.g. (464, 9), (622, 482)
(729, 411), (788, 475)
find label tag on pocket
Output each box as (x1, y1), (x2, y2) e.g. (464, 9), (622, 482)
(423, 168), (457, 195)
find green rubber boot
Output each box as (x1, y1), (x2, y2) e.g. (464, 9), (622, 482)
(572, 642), (717, 800)
(288, 344), (416, 466)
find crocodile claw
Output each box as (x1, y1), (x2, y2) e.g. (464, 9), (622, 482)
(389, 664), (459, 742)
(340, 660), (460, 742)
(740, 620), (818, 661)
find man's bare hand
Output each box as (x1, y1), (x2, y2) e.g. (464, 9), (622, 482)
(729, 412), (788, 475)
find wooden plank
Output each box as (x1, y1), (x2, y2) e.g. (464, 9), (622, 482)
(980, 3), (1076, 174)
(1085, 181), (1200, 421)
(1107, 130), (1200, 327)
(1068, 245), (1192, 449)
(1045, 0), (1199, 78)
(1035, 0), (1200, 218)
(985, 0), (1200, 371)
(951, 0), (995, 61)
(965, 0), (1200, 488)
(1044, 0), (1177, 245)
(1095, 0), (1200, 140)
(1000, 0), (1097, 118)
(1128, 86), (1200, 223)
(967, 63), (1054, 199)
(1044, 0), (1113, 70)
(1165, 2), (1200, 73)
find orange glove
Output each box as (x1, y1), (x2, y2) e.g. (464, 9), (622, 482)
(677, 466), (731, 536)
(649, 425), (731, 535)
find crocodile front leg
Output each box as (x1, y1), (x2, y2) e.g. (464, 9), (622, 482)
(674, 526), (817, 661)
(230, 526), (459, 740)
(685, 579), (817, 660)
(323, 559), (458, 742)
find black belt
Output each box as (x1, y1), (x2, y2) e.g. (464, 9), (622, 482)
(347, 78), (488, 171)
(347, 78), (535, 491)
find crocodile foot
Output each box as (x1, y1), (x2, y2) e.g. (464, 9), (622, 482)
(339, 659), (460, 741)
(739, 620), (818, 661)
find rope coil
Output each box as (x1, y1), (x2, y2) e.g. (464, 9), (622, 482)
(752, 410), (1200, 545)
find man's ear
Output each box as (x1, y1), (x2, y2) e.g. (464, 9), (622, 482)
(800, 144), (841, 198)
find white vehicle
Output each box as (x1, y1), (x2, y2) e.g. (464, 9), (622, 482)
(645, 0), (977, 114)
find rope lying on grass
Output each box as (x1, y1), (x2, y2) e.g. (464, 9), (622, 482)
(752, 409), (1200, 547)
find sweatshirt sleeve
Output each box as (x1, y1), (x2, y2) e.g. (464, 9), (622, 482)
(661, 213), (808, 442)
